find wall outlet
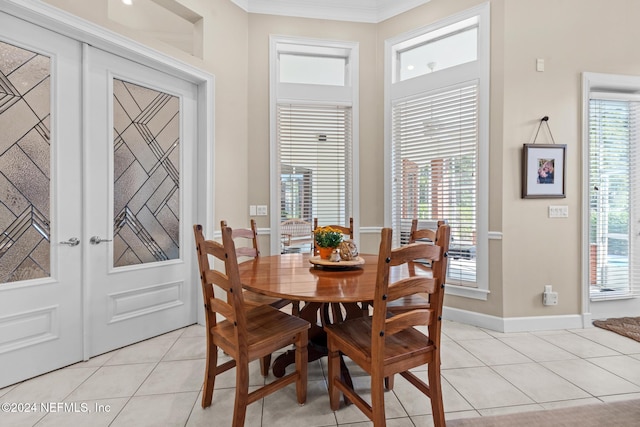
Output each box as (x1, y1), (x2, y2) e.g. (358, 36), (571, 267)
(256, 205), (268, 216)
(543, 291), (558, 306)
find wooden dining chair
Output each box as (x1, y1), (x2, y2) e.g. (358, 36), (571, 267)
(313, 217), (354, 256)
(325, 226), (449, 427)
(193, 224), (310, 426)
(220, 219), (290, 304)
(313, 217), (361, 322)
(382, 220), (449, 391)
(220, 219), (293, 376)
(385, 219), (449, 314)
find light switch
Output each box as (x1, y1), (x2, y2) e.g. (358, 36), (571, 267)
(548, 205), (568, 218)
(256, 205), (268, 216)
(249, 205), (257, 216)
(536, 58), (545, 72)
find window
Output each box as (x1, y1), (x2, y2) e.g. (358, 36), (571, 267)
(270, 37), (359, 254)
(278, 104), (353, 225)
(587, 92), (640, 300)
(392, 84), (479, 282)
(385, 4), (489, 298)
(396, 16), (478, 82)
(279, 54), (346, 86)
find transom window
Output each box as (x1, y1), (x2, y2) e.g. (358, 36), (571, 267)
(279, 54), (346, 86)
(394, 16), (478, 82)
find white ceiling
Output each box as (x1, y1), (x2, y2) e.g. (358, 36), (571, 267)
(229, 0), (431, 23)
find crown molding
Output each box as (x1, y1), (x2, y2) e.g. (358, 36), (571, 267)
(377, 0), (431, 22)
(229, 0), (430, 23)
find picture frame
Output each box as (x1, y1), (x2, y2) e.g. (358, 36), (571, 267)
(522, 144), (566, 198)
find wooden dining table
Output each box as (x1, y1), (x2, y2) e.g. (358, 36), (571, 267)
(237, 252), (431, 380)
(238, 253), (379, 305)
(237, 253), (373, 376)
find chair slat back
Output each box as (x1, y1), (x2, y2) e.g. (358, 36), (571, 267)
(406, 218), (450, 297)
(221, 219), (260, 259)
(384, 310), (435, 336)
(371, 225), (450, 357)
(388, 242), (442, 266)
(386, 276), (437, 301)
(193, 224), (247, 347)
(409, 219), (449, 251)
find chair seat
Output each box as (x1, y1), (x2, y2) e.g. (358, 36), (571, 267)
(211, 303), (309, 357)
(325, 316), (435, 368)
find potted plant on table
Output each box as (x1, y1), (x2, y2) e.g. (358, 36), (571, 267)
(314, 226), (343, 259)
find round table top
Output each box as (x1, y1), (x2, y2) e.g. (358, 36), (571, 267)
(237, 253), (429, 303)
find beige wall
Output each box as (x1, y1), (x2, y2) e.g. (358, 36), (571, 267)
(40, 0), (640, 322)
(500, 0), (640, 318)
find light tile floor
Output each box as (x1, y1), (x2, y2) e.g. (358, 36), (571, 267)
(2, 320), (640, 427)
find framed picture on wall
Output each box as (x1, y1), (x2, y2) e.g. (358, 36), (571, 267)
(522, 144), (566, 198)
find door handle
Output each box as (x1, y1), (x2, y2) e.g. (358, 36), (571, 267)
(60, 237), (80, 247)
(90, 236), (113, 245)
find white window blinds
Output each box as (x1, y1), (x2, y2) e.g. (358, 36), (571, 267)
(392, 83), (478, 285)
(278, 103), (353, 227)
(588, 96), (640, 299)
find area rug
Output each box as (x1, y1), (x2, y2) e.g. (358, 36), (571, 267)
(593, 316), (640, 343)
(447, 399), (640, 427)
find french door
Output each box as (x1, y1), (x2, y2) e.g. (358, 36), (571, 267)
(0, 12), (83, 388)
(0, 12), (199, 387)
(84, 46), (197, 356)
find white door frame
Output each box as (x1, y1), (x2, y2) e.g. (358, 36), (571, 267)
(1, 0), (215, 360)
(581, 71), (640, 324)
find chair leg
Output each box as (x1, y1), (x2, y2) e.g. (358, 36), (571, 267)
(360, 301), (370, 316)
(260, 354), (271, 377)
(384, 374), (394, 390)
(201, 340), (218, 408)
(427, 362), (445, 427)
(232, 360), (250, 427)
(327, 340), (341, 411)
(371, 372), (386, 426)
(339, 356), (353, 406)
(295, 331), (308, 404)
(292, 301), (300, 316)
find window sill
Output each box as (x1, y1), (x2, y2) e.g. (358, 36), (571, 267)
(445, 283), (489, 300)
(590, 292), (636, 302)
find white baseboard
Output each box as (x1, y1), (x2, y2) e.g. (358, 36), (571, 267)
(443, 306), (590, 333)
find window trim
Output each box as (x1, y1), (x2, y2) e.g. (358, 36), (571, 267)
(384, 3), (490, 300)
(269, 35), (360, 254)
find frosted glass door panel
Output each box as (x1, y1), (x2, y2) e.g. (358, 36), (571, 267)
(0, 40), (50, 284)
(112, 79), (180, 267)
